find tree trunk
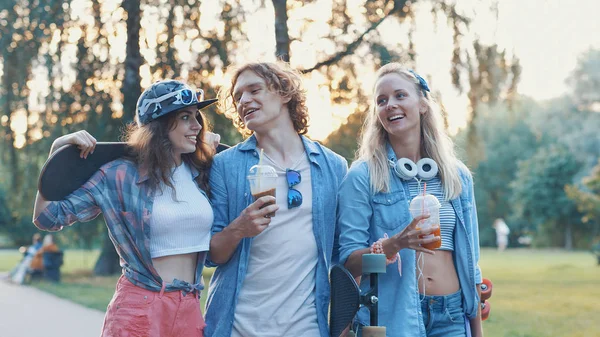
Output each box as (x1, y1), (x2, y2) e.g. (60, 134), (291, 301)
(2, 51), (19, 191)
(272, 0), (290, 62)
(122, 0), (142, 121)
(564, 222), (573, 250)
(93, 231), (121, 276)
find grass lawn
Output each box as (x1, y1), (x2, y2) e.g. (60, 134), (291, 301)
(2, 248), (599, 336)
(0, 249), (212, 311)
(478, 248), (600, 337)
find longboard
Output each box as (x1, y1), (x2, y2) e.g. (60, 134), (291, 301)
(330, 254), (387, 337)
(38, 142), (230, 201)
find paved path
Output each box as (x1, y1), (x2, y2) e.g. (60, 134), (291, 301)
(0, 272), (105, 337)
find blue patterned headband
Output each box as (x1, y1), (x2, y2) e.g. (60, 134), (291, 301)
(408, 70), (430, 96)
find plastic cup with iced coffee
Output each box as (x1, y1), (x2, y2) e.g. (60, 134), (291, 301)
(409, 189), (441, 250)
(247, 164), (278, 217)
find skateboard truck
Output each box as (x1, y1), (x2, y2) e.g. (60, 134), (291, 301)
(360, 254), (386, 328)
(330, 254), (387, 337)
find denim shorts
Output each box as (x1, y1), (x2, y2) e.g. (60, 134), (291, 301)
(101, 276), (206, 337)
(420, 290), (467, 337)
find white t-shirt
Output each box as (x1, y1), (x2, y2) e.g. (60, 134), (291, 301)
(149, 162), (213, 258)
(231, 153), (319, 337)
(494, 219), (510, 236)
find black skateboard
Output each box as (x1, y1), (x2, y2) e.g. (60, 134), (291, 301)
(38, 142), (230, 201)
(330, 254), (387, 337)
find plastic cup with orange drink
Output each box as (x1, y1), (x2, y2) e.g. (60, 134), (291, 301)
(409, 188), (441, 250)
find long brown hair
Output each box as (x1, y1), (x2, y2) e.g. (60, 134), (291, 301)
(218, 62), (309, 137)
(124, 109), (213, 195)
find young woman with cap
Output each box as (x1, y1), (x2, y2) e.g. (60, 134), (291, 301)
(33, 80), (219, 337)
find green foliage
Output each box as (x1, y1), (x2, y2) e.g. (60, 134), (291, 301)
(457, 100), (540, 246)
(511, 145), (582, 248)
(463, 41), (522, 166)
(458, 48), (600, 249)
(565, 159), (600, 245)
(323, 109), (366, 163)
(567, 48), (600, 110)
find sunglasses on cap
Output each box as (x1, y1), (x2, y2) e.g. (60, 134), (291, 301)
(138, 88), (204, 118)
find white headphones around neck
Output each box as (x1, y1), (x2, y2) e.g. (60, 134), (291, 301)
(389, 158), (438, 181)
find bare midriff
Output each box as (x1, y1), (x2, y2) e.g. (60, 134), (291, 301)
(152, 252), (198, 284)
(416, 250), (460, 295)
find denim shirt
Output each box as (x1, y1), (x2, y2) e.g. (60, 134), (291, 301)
(337, 145), (482, 337)
(204, 135), (348, 337)
(33, 159), (209, 295)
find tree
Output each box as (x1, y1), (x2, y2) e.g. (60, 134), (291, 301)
(94, 0), (143, 276)
(462, 41), (521, 167)
(273, 0), (291, 62)
(0, 0), (70, 245)
(323, 108), (366, 163)
(454, 99), (539, 246)
(567, 48), (600, 111)
(511, 145), (582, 249)
(122, 0), (142, 121)
(566, 159), (600, 246)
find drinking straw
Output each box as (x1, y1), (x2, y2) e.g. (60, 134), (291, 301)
(257, 148), (264, 191)
(422, 182), (427, 215)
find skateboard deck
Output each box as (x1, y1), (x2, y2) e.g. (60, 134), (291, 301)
(330, 265), (361, 337)
(38, 141), (230, 201)
(330, 254), (387, 337)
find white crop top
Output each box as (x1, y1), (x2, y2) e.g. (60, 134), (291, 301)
(149, 162), (213, 258)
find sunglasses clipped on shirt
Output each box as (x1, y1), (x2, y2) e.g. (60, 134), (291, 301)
(286, 169), (303, 209)
(138, 88), (205, 117)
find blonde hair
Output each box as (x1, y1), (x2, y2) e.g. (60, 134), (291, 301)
(357, 63), (463, 200)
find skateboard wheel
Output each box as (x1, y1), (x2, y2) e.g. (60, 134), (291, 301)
(362, 254), (387, 274)
(481, 300), (491, 321)
(481, 278), (493, 301)
(362, 326), (386, 337)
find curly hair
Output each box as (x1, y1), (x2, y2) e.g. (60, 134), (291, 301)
(218, 62), (309, 137)
(123, 109), (213, 196)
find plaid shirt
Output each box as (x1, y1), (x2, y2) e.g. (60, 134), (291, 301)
(34, 159), (209, 294)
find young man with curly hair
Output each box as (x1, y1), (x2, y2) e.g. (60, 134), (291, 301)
(204, 62), (348, 337)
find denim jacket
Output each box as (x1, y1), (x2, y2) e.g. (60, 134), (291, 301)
(204, 135), (348, 337)
(337, 144), (482, 337)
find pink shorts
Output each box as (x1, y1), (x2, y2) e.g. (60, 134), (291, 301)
(101, 276), (206, 337)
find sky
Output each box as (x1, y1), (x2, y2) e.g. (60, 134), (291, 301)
(236, 0), (600, 139)
(410, 0), (600, 134)
(5, 0), (600, 146)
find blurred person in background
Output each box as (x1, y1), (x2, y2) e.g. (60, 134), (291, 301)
(493, 218), (510, 252)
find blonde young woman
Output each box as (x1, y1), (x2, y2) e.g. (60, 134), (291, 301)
(337, 63), (483, 337)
